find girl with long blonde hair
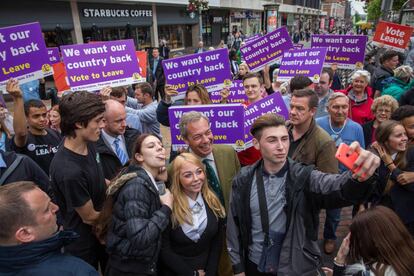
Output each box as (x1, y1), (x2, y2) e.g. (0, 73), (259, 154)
(160, 152), (225, 276)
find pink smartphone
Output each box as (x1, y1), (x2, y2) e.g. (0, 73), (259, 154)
(335, 143), (359, 172)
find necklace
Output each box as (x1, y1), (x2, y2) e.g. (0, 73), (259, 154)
(329, 118), (347, 135)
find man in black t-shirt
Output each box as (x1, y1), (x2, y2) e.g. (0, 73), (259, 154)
(49, 91), (107, 270)
(6, 79), (62, 175)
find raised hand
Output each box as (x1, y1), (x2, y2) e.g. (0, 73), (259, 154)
(6, 79), (23, 99)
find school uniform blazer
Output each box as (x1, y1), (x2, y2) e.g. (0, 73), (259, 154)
(160, 201), (224, 276)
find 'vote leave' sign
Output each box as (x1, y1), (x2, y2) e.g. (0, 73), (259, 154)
(61, 39), (142, 92)
(0, 22), (50, 90)
(373, 21), (414, 52)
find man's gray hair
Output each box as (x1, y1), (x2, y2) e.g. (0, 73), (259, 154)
(328, 92), (349, 105)
(179, 111), (210, 139)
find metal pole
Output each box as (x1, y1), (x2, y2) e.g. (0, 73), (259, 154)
(199, 8), (203, 42)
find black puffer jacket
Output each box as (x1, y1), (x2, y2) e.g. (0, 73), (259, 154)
(106, 164), (171, 275)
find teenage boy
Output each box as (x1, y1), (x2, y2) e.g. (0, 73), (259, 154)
(49, 91), (107, 269)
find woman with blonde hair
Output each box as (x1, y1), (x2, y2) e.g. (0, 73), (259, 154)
(234, 62), (250, 80)
(362, 95), (398, 148)
(160, 152), (226, 276)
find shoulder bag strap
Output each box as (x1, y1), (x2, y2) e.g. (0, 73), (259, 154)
(0, 155), (23, 185)
(256, 163), (270, 244)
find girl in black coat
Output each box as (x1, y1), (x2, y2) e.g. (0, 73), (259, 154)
(160, 153), (226, 276)
(100, 134), (173, 276)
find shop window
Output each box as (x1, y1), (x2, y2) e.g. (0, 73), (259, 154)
(83, 26), (151, 49)
(44, 30), (73, 47)
(159, 25), (185, 49)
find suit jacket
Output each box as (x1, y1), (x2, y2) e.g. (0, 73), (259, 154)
(95, 128), (140, 180)
(160, 199), (224, 276)
(194, 48), (207, 54)
(149, 57), (165, 86)
(211, 144), (241, 210)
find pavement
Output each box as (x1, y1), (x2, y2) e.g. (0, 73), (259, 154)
(318, 207), (353, 267)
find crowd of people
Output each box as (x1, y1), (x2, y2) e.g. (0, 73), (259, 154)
(1, 31), (414, 276)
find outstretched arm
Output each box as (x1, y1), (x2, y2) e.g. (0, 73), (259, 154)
(6, 79), (27, 147)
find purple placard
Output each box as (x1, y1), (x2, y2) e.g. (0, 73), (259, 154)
(311, 35), (367, 69)
(293, 43), (304, 49)
(210, 80), (247, 104)
(60, 39), (142, 92)
(244, 34), (261, 45)
(0, 22), (51, 89)
(43, 47), (61, 77)
(277, 47), (328, 83)
(244, 93), (289, 148)
(240, 26), (293, 72)
(47, 47), (60, 65)
(162, 48), (232, 99)
(168, 104), (245, 151)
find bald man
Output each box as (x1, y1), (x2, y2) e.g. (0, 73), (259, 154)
(96, 100), (141, 180)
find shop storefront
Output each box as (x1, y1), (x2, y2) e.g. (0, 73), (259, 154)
(0, 0), (74, 46)
(201, 9), (230, 47)
(78, 3), (153, 49)
(230, 10), (262, 36)
(156, 5), (198, 50)
(0, 1), (199, 50)
(78, 3), (198, 50)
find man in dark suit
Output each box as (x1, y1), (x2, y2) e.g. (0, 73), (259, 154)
(178, 111), (240, 276)
(159, 40), (170, 59)
(194, 41), (207, 54)
(149, 48), (166, 101)
(96, 100), (140, 180)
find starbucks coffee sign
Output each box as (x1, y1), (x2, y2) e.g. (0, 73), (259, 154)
(83, 8), (152, 18)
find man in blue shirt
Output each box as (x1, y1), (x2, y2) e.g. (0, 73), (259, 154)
(316, 92), (365, 254)
(315, 68), (334, 119)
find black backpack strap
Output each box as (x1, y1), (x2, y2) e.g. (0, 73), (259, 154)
(256, 163), (270, 244)
(0, 154), (23, 185)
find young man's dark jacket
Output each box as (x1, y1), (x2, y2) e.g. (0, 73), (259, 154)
(95, 127), (140, 180)
(0, 231), (98, 275)
(227, 159), (376, 276)
(0, 150), (52, 198)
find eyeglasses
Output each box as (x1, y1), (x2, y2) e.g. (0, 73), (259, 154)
(376, 108), (392, 114)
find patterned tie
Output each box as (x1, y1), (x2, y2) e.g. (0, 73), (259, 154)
(114, 138), (128, 165)
(202, 159), (225, 206)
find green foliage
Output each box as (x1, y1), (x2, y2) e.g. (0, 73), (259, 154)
(367, 0), (382, 21)
(393, 0), (406, 11)
(355, 12), (361, 22)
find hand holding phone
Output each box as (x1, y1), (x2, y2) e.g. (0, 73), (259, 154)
(335, 143), (359, 172)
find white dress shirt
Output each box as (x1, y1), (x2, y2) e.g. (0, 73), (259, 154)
(101, 129), (129, 159)
(181, 193), (208, 242)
